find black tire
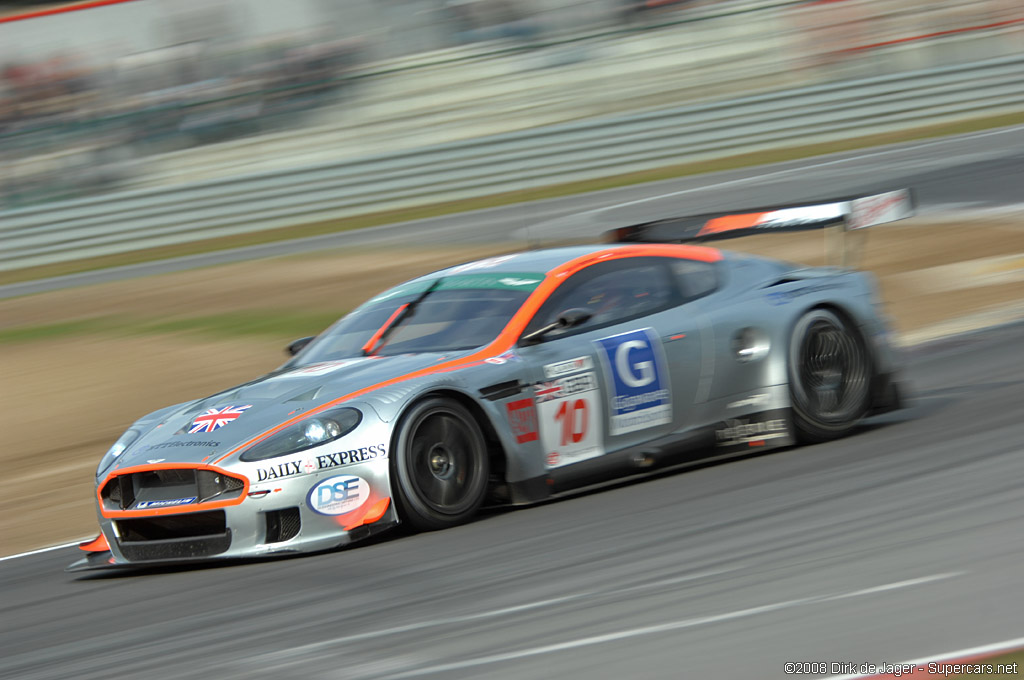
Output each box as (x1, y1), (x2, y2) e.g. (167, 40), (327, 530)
(788, 308), (871, 443)
(391, 397), (489, 531)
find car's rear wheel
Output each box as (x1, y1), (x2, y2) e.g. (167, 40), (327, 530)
(788, 308), (871, 442)
(391, 397), (489, 531)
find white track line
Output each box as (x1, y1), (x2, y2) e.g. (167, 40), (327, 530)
(0, 539), (90, 563)
(261, 566), (740, 661)
(825, 635), (1024, 679)
(375, 572), (962, 679)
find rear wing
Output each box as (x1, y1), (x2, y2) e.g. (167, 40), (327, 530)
(604, 189), (915, 265)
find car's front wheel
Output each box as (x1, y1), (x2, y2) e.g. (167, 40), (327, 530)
(391, 397), (489, 531)
(788, 308), (871, 442)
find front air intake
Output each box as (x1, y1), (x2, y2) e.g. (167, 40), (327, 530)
(113, 510), (231, 561)
(265, 508), (301, 543)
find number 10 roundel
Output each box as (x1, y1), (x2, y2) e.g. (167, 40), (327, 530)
(536, 366), (604, 469)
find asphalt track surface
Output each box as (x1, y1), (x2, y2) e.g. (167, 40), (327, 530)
(3, 321), (1024, 680)
(2, 128), (1024, 679)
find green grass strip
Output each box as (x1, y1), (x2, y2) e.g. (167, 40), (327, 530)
(133, 310), (343, 340)
(0, 318), (121, 344)
(0, 310), (344, 345)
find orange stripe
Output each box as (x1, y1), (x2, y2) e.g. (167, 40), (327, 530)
(0, 0), (138, 23)
(697, 213), (767, 237)
(361, 303), (408, 355)
(97, 463), (249, 518)
(339, 496), (391, 531)
(361, 497), (391, 525)
(214, 244), (722, 464)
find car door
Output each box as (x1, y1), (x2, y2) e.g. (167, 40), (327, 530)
(516, 256), (703, 485)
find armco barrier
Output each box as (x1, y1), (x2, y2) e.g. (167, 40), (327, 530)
(2, 54), (1023, 272)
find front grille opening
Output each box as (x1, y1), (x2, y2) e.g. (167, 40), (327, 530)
(265, 508), (301, 544)
(196, 470), (245, 503)
(101, 468), (245, 510)
(116, 510), (226, 542)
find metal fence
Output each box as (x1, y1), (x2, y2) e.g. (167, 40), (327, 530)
(2, 53), (1023, 272)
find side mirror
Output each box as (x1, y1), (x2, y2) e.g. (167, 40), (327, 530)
(556, 308), (593, 329)
(521, 308), (593, 345)
(286, 336), (315, 356)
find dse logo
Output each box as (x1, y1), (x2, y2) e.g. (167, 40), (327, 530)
(595, 328), (672, 435)
(307, 475), (369, 515)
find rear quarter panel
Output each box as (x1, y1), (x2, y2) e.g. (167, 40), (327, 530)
(694, 257), (887, 412)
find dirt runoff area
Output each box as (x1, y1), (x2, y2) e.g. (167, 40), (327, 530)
(3, 221), (1024, 557)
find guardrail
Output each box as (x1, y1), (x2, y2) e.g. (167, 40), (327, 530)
(2, 54), (1023, 272)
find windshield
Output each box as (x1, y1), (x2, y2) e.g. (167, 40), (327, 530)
(291, 272), (544, 364)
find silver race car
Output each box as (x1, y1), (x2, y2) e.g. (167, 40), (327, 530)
(69, 191), (911, 571)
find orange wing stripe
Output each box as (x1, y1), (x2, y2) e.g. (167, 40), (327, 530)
(697, 212), (767, 236)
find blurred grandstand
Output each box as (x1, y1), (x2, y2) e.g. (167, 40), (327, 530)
(0, 17), (364, 208)
(1, 0), (1022, 210)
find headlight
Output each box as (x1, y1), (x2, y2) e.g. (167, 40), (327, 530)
(240, 407), (362, 462)
(97, 429), (140, 476)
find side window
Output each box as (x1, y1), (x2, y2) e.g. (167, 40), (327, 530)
(522, 257), (677, 341)
(671, 259), (718, 302)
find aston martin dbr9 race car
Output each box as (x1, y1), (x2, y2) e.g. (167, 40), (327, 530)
(70, 191), (910, 571)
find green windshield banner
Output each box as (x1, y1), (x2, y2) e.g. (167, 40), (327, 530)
(370, 272), (544, 303)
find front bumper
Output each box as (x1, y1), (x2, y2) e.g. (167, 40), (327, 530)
(73, 456), (397, 571)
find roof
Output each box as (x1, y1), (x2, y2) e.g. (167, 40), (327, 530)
(432, 244), (722, 279)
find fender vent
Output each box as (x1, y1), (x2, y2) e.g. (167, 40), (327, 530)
(480, 380), (523, 401)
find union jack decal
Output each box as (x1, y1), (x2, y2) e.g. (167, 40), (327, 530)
(534, 382), (562, 403)
(188, 405), (252, 434)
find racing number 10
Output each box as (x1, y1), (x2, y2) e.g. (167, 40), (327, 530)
(554, 399), (588, 445)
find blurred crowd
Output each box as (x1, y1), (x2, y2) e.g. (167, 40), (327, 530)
(0, 32), (363, 209)
(0, 0), (724, 209)
(1, 0), (1020, 211)
(790, 0), (1022, 67)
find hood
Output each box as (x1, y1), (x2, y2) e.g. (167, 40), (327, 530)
(111, 353), (456, 471)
